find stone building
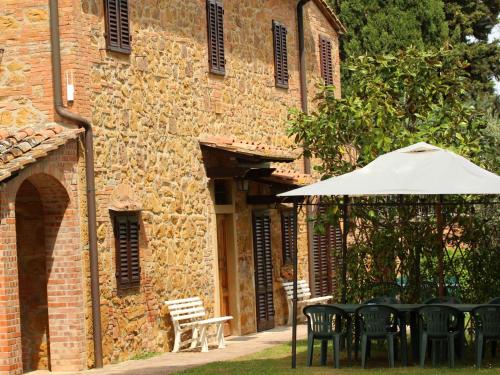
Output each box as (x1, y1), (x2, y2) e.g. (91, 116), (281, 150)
(0, 0), (343, 373)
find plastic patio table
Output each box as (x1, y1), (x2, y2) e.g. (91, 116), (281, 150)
(327, 303), (486, 366)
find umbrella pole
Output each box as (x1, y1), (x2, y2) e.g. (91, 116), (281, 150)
(436, 195), (445, 297)
(341, 195), (349, 303)
(291, 200), (299, 369)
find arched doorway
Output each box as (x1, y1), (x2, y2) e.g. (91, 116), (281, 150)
(15, 174), (70, 372)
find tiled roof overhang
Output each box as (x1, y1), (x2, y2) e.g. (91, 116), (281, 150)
(313, 0), (347, 34)
(264, 166), (317, 187)
(0, 125), (83, 183)
(199, 135), (300, 163)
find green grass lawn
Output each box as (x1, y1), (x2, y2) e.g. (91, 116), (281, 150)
(180, 340), (500, 374)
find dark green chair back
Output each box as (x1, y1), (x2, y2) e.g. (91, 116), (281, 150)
(424, 296), (462, 304)
(472, 305), (500, 338)
(303, 305), (348, 338)
(488, 297), (500, 304)
(364, 296), (398, 304)
(418, 305), (461, 337)
(356, 305), (398, 337)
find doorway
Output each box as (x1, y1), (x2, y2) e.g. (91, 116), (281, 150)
(15, 179), (51, 372)
(216, 214), (235, 336)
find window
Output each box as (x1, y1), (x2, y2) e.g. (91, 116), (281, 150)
(281, 210), (295, 265)
(214, 179), (232, 205)
(104, 0), (131, 54)
(319, 35), (333, 86)
(206, 0), (225, 75)
(114, 213), (140, 289)
(272, 20), (288, 88)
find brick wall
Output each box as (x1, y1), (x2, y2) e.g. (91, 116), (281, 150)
(0, 141), (85, 374)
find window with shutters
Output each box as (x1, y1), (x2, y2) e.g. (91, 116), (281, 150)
(272, 21), (289, 88)
(281, 210), (295, 265)
(312, 205), (342, 297)
(319, 35), (333, 86)
(104, 0), (131, 54)
(206, 0), (225, 75)
(113, 213), (141, 290)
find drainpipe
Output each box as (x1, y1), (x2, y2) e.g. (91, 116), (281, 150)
(296, 0), (317, 298)
(297, 0), (311, 174)
(49, 0), (103, 368)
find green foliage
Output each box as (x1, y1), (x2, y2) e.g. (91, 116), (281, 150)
(289, 47), (492, 177)
(331, 0), (500, 100)
(336, 0), (449, 58)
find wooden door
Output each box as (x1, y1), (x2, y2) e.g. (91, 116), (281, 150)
(252, 211), (275, 332)
(216, 214), (232, 336)
(312, 205), (343, 296)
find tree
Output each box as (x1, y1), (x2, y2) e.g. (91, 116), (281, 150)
(330, 0), (499, 98)
(289, 47), (493, 176)
(331, 0), (448, 60)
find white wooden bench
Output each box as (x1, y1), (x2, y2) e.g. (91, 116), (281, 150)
(282, 280), (333, 325)
(165, 297), (233, 353)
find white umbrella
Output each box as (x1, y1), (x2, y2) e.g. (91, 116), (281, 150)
(279, 142), (500, 197)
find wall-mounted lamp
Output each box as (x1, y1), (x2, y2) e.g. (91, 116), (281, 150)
(0, 49), (4, 64)
(236, 178), (249, 192)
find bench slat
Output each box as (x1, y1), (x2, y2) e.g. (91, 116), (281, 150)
(165, 297), (201, 305)
(168, 301), (204, 310)
(170, 307), (206, 317)
(171, 311), (206, 321)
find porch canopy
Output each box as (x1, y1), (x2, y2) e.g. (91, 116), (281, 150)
(277, 142), (500, 368)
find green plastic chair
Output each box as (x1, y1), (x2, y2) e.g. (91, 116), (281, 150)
(471, 305), (500, 368)
(359, 297), (400, 359)
(418, 305), (461, 368)
(303, 305), (352, 368)
(356, 304), (399, 368)
(488, 298), (500, 357)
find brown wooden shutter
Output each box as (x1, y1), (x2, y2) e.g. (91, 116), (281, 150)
(281, 210), (295, 265)
(105, 0), (131, 54)
(253, 211), (275, 331)
(312, 205), (342, 297)
(319, 35), (333, 86)
(207, 0), (225, 75)
(272, 21), (288, 88)
(115, 214), (140, 289)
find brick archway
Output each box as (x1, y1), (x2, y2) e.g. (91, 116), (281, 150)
(0, 142), (85, 374)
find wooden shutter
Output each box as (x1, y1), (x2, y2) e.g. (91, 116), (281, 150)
(319, 35), (333, 85)
(105, 0), (131, 54)
(207, 0), (225, 75)
(312, 205), (342, 296)
(272, 21), (288, 88)
(281, 210), (295, 265)
(253, 211), (275, 331)
(114, 214), (140, 289)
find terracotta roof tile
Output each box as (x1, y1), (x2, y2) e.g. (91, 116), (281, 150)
(0, 124), (84, 183)
(199, 134), (300, 162)
(264, 166), (317, 187)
